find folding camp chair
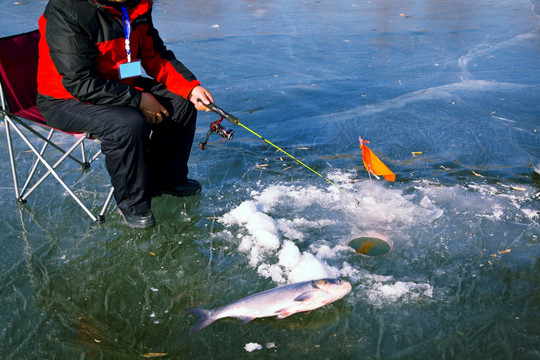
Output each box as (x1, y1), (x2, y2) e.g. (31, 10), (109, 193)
(0, 30), (114, 223)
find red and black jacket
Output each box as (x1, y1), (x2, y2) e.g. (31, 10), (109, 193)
(37, 0), (201, 115)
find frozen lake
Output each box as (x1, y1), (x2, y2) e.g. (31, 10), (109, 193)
(1, 0), (539, 358)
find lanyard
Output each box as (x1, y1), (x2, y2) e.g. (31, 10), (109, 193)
(120, 6), (132, 62)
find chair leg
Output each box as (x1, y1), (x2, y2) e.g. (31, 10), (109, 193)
(79, 138), (91, 169)
(4, 114), (115, 223)
(4, 114), (23, 202)
(20, 128), (54, 196)
(98, 186), (115, 223)
(6, 116), (99, 222)
(21, 134), (86, 200)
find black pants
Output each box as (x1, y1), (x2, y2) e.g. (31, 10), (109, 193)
(44, 78), (197, 215)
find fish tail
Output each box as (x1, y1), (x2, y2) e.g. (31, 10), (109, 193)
(188, 308), (215, 333)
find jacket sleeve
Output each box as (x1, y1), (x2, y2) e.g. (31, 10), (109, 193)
(44, 3), (141, 108)
(138, 12), (201, 99)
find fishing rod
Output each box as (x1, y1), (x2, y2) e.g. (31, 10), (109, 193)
(198, 100), (361, 204)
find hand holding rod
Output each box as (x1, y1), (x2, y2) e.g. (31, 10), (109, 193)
(197, 99), (239, 124)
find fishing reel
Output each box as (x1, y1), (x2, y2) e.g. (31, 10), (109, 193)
(199, 116), (234, 150)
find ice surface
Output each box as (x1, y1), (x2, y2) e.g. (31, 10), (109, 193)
(0, 0), (538, 358)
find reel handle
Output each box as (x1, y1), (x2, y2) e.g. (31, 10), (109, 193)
(198, 99), (239, 125)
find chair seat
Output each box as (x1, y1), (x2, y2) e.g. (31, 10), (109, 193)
(13, 105), (44, 124)
(14, 105), (90, 139)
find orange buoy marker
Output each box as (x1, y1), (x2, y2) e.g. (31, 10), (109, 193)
(359, 137), (395, 181)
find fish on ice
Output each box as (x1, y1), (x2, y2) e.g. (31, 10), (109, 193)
(188, 278), (352, 333)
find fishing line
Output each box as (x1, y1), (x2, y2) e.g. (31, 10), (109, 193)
(367, 171), (380, 205)
(198, 100), (361, 204)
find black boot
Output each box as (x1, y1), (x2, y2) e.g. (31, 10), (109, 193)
(118, 208), (156, 229)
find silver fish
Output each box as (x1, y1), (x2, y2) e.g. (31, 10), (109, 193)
(188, 278), (352, 333)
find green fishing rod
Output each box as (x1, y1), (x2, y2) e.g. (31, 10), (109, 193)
(198, 100), (360, 204)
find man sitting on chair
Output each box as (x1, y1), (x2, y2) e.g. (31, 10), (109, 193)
(37, 0), (214, 229)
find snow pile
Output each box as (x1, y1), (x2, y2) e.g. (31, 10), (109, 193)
(218, 172), (443, 285)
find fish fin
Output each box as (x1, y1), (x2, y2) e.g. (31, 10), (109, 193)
(276, 308), (311, 319)
(294, 290), (317, 302)
(276, 304), (303, 319)
(237, 316), (256, 324)
(188, 308), (215, 334)
(275, 308), (294, 319)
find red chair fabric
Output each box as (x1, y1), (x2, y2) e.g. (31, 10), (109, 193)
(0, 30), (84, 135)
(0, 30), (42, 121)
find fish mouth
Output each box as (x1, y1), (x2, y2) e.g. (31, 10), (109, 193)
(341, 281), (353, 295)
